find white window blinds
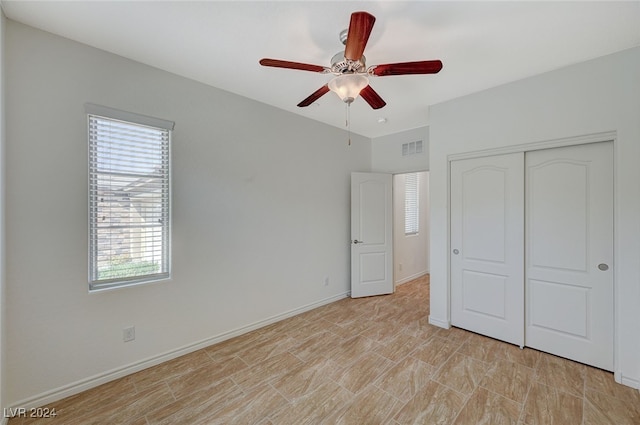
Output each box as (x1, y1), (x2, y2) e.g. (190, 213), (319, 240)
(88, 107), (172, 291)
(404, 173), (419, 235)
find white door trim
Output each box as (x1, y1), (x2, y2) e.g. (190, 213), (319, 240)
(448, 131), (616, 162)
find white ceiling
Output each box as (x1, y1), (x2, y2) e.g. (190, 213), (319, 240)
(2, 1), (639, 138)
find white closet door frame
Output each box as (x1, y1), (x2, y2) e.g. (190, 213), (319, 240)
(446, 131), (618, 374)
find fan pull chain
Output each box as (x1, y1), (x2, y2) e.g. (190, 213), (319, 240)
(346, 102), (351, 146)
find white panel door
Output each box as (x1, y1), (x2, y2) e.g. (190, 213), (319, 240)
(450, 153), (524, 346)
(526, 142), (613, 371)
(351, 172), (393, 298)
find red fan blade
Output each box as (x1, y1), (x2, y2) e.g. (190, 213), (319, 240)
(259, 58), (327, 73)
(344, 12), (376, 61)
(359, 85), (386, 110)
(370, 60), (443, 76)
(297, 84), (330, 107)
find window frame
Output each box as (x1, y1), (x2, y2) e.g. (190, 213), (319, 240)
(86, 104), (173, 291)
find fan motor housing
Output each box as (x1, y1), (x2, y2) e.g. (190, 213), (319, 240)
(330, 51), (366, 75)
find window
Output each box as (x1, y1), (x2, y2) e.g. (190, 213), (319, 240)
(87, 104), (173, 291)
(404, 172), (419, 235)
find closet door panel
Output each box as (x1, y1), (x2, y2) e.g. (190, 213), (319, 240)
(450, 152), (524, 346)
(525, 142), (614, 371)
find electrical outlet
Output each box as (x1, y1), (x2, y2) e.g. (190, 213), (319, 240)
(123, 326), (135, 342)
(323, 276), (329, 286)
(399, 263), (403, 271)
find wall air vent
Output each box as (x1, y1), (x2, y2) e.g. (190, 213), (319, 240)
(402, 140), (423, 156)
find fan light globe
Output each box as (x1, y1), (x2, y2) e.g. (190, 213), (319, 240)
(328, 74), (369, 104)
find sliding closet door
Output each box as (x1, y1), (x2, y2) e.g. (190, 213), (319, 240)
(525, 142), (613, 371)
(450, 153), (524, 346)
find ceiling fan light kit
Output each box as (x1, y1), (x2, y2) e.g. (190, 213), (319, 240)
(259, 10), (443, 137)
(328, 74), (369, 104)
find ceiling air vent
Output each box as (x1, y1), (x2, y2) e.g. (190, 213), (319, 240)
(402, 140), (423, 156)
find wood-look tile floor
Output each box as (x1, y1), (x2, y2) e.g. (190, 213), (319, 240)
(11, 275), (640, 424)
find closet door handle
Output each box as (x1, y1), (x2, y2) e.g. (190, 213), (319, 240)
(453, 249), (460, 255)
(597, 263), (609, 271)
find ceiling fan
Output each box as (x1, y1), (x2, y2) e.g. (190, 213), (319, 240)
(259, 11), (443, 110)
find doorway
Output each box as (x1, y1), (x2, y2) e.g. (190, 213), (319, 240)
(350, 171), (430, 298)
(393, 171), (430, 286)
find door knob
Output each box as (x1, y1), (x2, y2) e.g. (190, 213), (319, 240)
(353, 239), (363, 244)
(597, 263), (609, 271)
(453, 249), (460, 255)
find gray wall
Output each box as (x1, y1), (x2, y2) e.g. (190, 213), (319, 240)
(429, 47), (640, 389)
(5, 20), (370, 405)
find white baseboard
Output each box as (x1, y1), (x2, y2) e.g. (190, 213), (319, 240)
(5, 291), (349, 413)
(428, 315), (450, 329)
(619, 374), (640, 390)
(395, 270), (429, 286)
